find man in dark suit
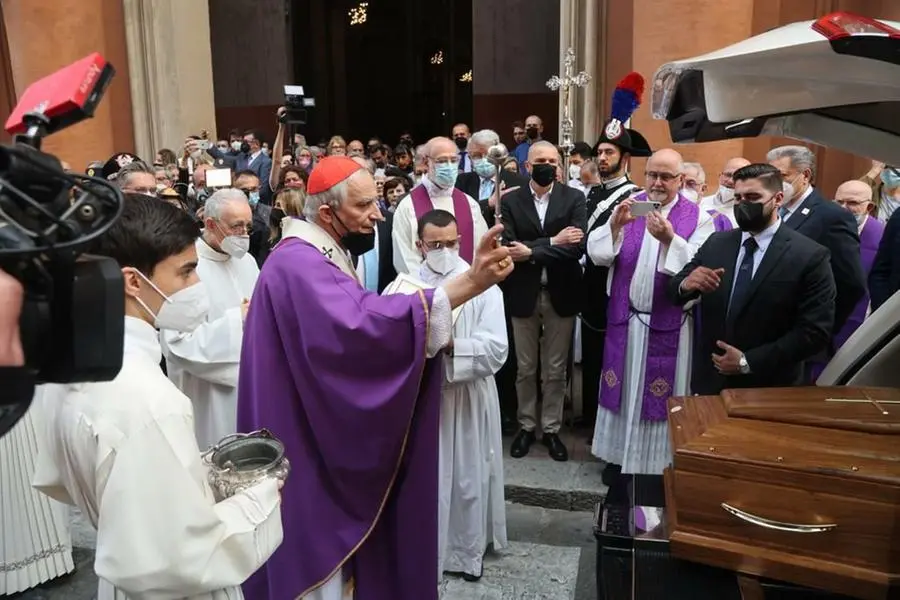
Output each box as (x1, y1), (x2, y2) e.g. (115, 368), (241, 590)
(767, 145), (864, 333)
(868, 207), (900, 311)
(501, 140), (586, 461)
(456, 129), (529, 433)
(455, 129), (530, 227)
(354, 211), (397, 293)
(669, 163), (836, 395)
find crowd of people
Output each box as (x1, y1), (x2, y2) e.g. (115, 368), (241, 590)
(3, 74), (900, 599)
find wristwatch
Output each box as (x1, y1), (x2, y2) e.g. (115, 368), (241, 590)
(738, 354), (751, 375)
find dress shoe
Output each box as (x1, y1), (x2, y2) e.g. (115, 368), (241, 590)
(542, 433), (568, 462)
(509, 429), (535, 458)
(601, 462), (622, 487)
(462, 563), (483, 582)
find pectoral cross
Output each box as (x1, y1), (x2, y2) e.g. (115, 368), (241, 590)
(825, 394), (900, 415)
(546, 48), (591, 169)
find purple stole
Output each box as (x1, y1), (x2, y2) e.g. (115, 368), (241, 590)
(599, 194), (700, 421)
(709, 210), (733, 232)
(410, 185), (475, 264)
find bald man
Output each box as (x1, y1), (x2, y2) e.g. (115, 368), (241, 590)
(586, 148), (715, 486)
(513, 115), (544, 175)
(826, 180), (884, 350)
(700, 157), (751, 226)
(392, 137), (488, 274)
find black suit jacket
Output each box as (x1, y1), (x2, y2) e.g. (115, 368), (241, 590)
(456, 170), (530, 227)
(375, 213), (397, 293)
(500, 183), (586, 318)
(868, 208), (900, 311)
(783, 188), (865, 332)
(669, 225), (835, 395)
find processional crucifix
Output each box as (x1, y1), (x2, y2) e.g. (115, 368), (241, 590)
(546, 47), (591, 179)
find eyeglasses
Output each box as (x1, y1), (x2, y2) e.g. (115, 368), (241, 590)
(222, 221), (252, 234)
(836, 199), (869, 207)
(422, 237), (460, 251)
(646, 171), (680, 183)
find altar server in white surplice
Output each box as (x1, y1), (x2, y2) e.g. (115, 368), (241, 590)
(163, 188), (260, 450)
(0, 391), (74, 595)
(586, 149), (715, 478)
(32, 196), (282, 600)
(408, 209), (508, 582)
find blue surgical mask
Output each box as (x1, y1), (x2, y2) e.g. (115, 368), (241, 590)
(433, 163), (459, 189)
(248, 191), (260, 207)
(881, 169), (900, 189)
(473, 158), (495, 179)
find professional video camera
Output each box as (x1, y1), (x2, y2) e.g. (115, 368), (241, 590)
(281, 85), (313, 125)
(0, 53), (126, 438)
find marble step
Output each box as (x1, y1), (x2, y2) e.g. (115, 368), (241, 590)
(502, 450), (607, 512)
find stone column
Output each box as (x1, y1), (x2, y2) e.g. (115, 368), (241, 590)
(122, 0), (217, 161)
(2, 0), (135, 170)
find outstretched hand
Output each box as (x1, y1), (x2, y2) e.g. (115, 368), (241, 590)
(469, 224), (514, 289)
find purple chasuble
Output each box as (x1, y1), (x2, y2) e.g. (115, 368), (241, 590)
(237, 238), (443, 600)
(410, 185), (475, 264)
(599, 194), (699, 421)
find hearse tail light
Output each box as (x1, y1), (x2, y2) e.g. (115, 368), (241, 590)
(812, 12), (900, 40)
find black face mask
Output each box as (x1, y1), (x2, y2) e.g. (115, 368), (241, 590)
(332, 210), (376, 255)
(454, 137), (468, 151)
(240, 141), (251, 154)
(270, 208), (286, 228)
(531, 163), (556, 187)
(735, 199), (774, 232)
(526, 127), (539, 140)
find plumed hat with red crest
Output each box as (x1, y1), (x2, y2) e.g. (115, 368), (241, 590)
(592, 72), (652, 158)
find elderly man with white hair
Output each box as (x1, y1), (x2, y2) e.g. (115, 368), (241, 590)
(236, 155), (513, 600)
(392, 136), (489, 274)
(455, 129), (529, 227)
(681, 161), (707, 203)
(162, 187), (260, 450)
(767, 144), (865, 337)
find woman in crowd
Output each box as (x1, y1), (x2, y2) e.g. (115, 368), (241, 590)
(382, 177), (408, 213)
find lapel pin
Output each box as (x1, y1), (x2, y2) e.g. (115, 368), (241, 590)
(801, 208), (810, 215)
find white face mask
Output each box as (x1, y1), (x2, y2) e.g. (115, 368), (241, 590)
(568, 164), (582, 181)
(855, 213), (867, 227)
(718, 185), (735, 204)
(681, 187), (700, 204)
(231, 141), (242, 152)
(133, 271), (210, 332)
(221, 234), (250, 259)
(425, 247), (458, 275)
(190, 150), (202, 160)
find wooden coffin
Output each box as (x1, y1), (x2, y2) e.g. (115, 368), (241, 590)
(665, 386), (900, 600)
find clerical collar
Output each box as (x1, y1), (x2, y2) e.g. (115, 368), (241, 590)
(197, 236), (230, 262)
(602, 174), (629, 189)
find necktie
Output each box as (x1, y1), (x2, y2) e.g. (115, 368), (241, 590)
(458, 152), (467, 172)
(728, 237), (758, 317)
(778, 205), (789, 220)
(363, 248), (379, 292)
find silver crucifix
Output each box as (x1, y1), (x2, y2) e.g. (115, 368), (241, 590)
(547, 48), (591, 175)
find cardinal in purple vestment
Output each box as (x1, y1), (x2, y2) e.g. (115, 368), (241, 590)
(236, 156), (513, 600)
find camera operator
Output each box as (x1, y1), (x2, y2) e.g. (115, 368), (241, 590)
(0, 268), (24, 367)
(31, 195), (283, 599)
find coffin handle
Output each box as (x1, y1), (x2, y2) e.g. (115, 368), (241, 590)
(720, 503), (838, 533)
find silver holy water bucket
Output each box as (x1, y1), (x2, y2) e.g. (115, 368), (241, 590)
(203, 429), (290, 501)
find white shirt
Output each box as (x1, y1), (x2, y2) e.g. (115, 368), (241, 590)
(531, 182), (552, 285)
(33, 317), (283, 600)
(392, 175), (488, 274)
(731, 218), (781, 297)
(248, 150), (263, 166)
(162, 238), (260, 450)
(780, 185), (814, 222)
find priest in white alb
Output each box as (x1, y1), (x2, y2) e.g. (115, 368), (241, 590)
(162, 188), (260, 449)
(392, 137), (488, 274)
(587, 148), (715, 477)
(402, 208), (508, 583)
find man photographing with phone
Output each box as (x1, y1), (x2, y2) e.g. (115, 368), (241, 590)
(585, 148), (716, 499)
